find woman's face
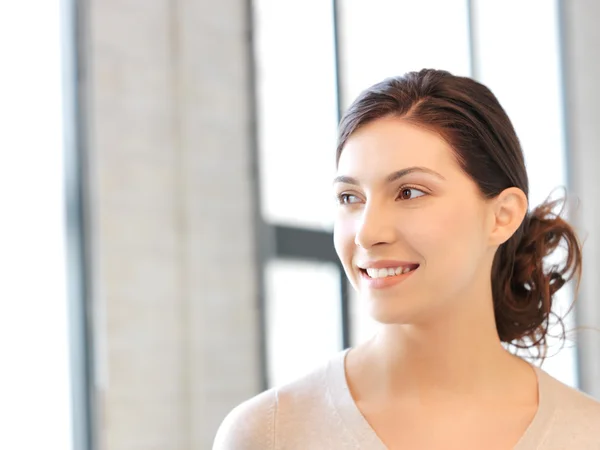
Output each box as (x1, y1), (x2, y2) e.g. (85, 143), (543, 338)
(333, 116), (494, 325)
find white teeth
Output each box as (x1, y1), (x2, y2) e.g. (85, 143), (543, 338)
(365, 266), (414, 279)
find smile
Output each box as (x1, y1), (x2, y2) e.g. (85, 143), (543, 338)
(358, 264), (419, 289)
(364, 265), (416, 278)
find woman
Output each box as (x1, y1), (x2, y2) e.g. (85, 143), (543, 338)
(213, 69), (600, 449)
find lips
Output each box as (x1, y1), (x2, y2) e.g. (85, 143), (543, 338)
(355, 260), (420, 289)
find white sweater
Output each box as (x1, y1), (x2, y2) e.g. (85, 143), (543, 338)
(213, 348), (600, 449)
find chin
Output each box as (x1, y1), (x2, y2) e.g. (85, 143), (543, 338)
(366, 298), (421, 325)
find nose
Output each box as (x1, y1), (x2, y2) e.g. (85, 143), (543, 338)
(354, 202), (397, 249)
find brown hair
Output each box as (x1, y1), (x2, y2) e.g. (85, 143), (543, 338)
(337, 69), (582, 360)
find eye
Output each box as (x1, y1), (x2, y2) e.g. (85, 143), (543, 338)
(336, 193), (362, 205)
(398, 187), (427, 200)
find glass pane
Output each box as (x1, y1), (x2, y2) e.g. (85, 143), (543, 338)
(472, 0), (567, 208)
(0, 1), (74, 449)
(339, 0), (471, 109)
(472, 0), (577, 387)
(254, 1), (339, 230)
(265, 259), (343, 387)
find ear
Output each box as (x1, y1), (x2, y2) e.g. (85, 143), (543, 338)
(488, 187), (528, 246)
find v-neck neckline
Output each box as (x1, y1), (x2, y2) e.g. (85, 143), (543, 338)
(327, 348), (556, 450)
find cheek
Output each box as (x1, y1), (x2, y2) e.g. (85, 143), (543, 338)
(334, 215), (362, 290)
(333, 215), (355, 265)
(409, 202), (487, 275)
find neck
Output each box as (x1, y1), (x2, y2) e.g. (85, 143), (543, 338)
(348, 282), (526, 403)
(372, 312), (511, 397)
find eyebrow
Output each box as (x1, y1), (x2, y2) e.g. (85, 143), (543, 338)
(333, 166), (446, 185)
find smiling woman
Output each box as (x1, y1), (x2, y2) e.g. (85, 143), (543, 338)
(213, 70), (600, 450)
(333, 74), (573, 352)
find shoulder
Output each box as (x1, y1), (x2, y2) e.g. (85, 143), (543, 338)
(539, 369), (600, 445)
(276, 357), (332, 409)
(550, 375), (600, 421)
(213, 352), (343, 450)
(212, 388), (278, 450)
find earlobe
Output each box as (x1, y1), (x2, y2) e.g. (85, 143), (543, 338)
(490, 187), (528, 246)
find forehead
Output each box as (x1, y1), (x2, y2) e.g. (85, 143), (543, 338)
(338, 117), (459, 176)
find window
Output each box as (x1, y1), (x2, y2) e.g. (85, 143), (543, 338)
(265, 260), (343, 387)
(338, 0), (471, 109)
(254, 0), (339, 230)
(0, 1), (86, 448)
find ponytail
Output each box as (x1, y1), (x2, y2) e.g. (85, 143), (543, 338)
(492, 197), (582, 360)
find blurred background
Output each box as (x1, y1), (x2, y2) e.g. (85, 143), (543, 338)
(1, 0), (599, 449)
